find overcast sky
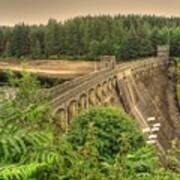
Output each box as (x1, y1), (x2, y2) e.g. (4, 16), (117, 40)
(1, 0), (180, 26)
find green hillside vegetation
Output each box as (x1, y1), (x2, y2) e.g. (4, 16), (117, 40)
(0, 73), (179, 179)
(1, 15), (180, 60)
(177, 61), (180, 101)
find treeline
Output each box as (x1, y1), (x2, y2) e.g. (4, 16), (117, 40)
(1, 15), (180, 60)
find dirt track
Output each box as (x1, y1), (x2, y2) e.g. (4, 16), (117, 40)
(0, 60), (96, 79)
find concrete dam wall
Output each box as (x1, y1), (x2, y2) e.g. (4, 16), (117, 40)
(50, 46), (179, 157)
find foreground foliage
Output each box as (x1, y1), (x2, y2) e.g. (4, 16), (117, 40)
(177, 60), (180, 101)
(0, 74), (179, 179)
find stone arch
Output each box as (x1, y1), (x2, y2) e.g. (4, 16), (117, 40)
(135, 73), (140, 80)
(96, 84), (103, 104)
(108, 79), (113, 92)
(88, 88), (96, 107)
(111, 76), (117, 88)
(67, 100), (78, 123)
(78, 93), (88, 111)
(109, 95), (116, 106)
(55, 108), (67, 131)
(102, 81), (109, 98)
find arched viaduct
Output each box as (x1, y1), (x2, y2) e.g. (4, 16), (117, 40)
(50, 46), (180, 156)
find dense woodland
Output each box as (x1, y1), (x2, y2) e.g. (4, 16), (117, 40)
(1, 15), (180, 60)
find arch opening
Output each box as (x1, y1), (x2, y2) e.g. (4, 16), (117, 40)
(55, 108), (67, 132)
(88, 89), (96, 107)
(96, 85), (103, 104)
(67, 100), (77, 123)
(79, 94), (88, 111)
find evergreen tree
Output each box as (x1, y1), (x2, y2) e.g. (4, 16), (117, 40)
(10, 24), (30, 58)
(45, 19), (62, 57)
(30, 29), (42, 59)
(0, 29), (4, 57)
(2, 27), (12, 57)
(3, 41), (12, 57)
(31, 39), (41, 59)
(88, 40), (101, 58)
(120, 26), (140, 59)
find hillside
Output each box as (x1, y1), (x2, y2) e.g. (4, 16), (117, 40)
(177, 61), (180, 102)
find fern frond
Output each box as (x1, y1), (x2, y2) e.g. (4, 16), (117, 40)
(0, 162), (48, 180)
(0, 130), (53, 163)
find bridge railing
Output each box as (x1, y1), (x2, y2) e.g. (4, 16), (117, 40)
(49, 68), (114, 98)
(51, 67), (118, 107)
(50, 57), (169, 100)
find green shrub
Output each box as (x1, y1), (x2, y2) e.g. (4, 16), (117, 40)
(62, 107), (180, 179)
(67, 107), (145, 161)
